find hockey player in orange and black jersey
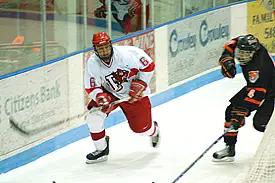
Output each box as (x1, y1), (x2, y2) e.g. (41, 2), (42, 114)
(212, 34), (275, 162)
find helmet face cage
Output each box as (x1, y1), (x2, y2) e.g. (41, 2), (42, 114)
(235, 34), (260, 65)
(235, 48), (255, 65)
(94, 43), (113, 61)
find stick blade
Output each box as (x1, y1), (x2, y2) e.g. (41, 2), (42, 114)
(9, 116), (30, 135)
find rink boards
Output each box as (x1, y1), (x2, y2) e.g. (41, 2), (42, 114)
(1, 0), (274, 174)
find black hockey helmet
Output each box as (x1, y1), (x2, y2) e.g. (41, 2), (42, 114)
(235, 34), (260, 65)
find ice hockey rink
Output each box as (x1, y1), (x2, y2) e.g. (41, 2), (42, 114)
(0, 73), (264, 183)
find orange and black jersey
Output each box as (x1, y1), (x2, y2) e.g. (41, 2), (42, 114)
(223, 37), (238, 56)
(219, 37), (237, 68)
(220, 38), (275, 112)
(241, 45), (275, 111)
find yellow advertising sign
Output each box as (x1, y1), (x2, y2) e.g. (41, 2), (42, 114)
(247, 1), (275, 53)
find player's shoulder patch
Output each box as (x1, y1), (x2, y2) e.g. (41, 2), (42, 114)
(248, 70), (259, 83)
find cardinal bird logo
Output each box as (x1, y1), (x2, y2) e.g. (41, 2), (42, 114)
(112, 69), (129, 84)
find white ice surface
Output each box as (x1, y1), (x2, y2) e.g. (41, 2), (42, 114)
(0, 74), (264, 183)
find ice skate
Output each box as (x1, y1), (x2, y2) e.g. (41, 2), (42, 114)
(212, 144), (235, 162)
(151, 121), (160, 148)
(86, 136), (110, 164)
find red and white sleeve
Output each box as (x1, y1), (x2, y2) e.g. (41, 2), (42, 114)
(84, 65), (103, 101)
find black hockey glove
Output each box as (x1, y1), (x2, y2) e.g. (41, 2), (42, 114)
(230, 106), (249, 130)
(219, 57), (236, 78)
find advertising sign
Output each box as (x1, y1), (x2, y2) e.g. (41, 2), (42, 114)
(247, 1), (275, 53)
(167, 8), (231, 85)
(0, 61), (69, 156)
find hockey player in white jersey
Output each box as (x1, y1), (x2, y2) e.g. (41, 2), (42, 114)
(84, 31), (160, 163)
(94, 0), (150, 34)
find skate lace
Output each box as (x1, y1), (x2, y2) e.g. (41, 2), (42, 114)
(218, 146), (229, 154)
(91, 150), (102, 156)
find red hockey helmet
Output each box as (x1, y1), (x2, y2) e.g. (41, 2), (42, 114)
(92, 32), (111, 47)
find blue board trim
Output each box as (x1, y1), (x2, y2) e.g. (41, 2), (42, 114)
(0, 0), (267, 174)
(0, 0), (253, 81)
(0, 68), (243, 174)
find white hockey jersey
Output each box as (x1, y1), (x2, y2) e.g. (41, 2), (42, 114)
(112, 0), (134, 20)
(111, 0), (149, 20)
(84, 46), (155, 101)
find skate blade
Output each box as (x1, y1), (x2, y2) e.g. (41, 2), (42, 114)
(86, 155), (108, 164)
(212, 157), (235, 163)
(152, 137), (160, 148)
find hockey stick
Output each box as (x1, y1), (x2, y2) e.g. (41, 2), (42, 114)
(171, 126), (234, 183)
(9, 97), (130, 136)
